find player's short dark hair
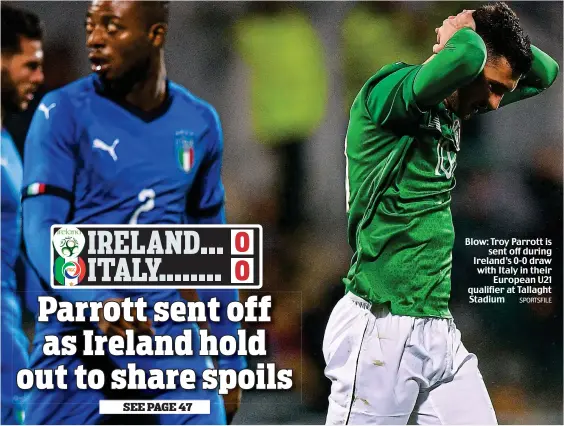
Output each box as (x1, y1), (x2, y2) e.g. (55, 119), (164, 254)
(138, 1), (170, 28)
(473, 2), (533, 77)
(1, 4), (43, 55)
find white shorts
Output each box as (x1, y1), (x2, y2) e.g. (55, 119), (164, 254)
(323, 292), (498, 425)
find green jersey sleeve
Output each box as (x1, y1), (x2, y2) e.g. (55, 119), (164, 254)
(364, 28), (487, 126)
(499, 45), (560, 107)
(364, 64), (425, 126)
(413, 28), (487, 107)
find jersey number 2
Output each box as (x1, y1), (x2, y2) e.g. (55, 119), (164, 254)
(129, 188), (155, 224)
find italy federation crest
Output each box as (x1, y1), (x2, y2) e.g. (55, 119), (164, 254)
(52, 225), (87, 286)
(175, 131), (195, 173)
(54, 257), (86, 286)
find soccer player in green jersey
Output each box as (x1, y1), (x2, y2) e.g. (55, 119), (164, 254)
(323, 3), (559, 425)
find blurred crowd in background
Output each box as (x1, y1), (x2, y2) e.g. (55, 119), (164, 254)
(4, 1), (563, 424)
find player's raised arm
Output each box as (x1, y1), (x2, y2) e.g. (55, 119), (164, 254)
(22, 90), (117, 304)
(498, 44), (559, 107)
(364, 11), (486, 126)
(412, 13), (487, 108)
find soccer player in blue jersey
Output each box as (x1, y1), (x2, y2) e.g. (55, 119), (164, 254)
(1, 5), (44, 425)
(22, 1), (244, 424)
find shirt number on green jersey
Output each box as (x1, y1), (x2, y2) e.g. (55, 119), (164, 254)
(435, 137), (457, 179)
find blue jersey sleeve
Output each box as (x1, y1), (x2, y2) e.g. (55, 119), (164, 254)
(185, 106), (226, 225)
(22, 91), (119, 304)
(23, 92), (77, 195)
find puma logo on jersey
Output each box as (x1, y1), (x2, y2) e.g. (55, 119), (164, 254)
(39, 103), (56, 119)
(93, 138), (120, 161)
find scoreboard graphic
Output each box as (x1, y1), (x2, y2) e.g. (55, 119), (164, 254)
(50, 225), (262, 289)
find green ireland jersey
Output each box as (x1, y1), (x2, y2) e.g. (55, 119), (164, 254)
(343, 28), (558, 318)
(344, 62), (461, 318)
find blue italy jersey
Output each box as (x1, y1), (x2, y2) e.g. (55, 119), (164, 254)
(23, 74), (223, 309)
(24, 74), (224, 226)
(1, 129), (28, 425)
(22, 75), (244, 372)
(1, 129), (23, 295)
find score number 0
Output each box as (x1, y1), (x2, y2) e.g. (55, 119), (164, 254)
(230, 230), (254, 284)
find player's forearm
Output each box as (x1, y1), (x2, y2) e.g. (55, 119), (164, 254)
(197, 288), (247, 371)
(23, 196), (118, 304)
(528, 45), (560, 88)
(414, 28), (487, 108)
(23, 196), (70, 285)
(500, 45), (560, 106)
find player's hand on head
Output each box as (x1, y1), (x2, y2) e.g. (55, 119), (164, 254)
(223, 386), (242, 424)
(433, 9), (476, 54)
(97, 298), (154, 337)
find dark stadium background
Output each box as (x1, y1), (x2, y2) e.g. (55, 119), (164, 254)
(5, 1), (562, 424)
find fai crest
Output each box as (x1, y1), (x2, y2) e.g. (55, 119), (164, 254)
(175, 131), (195, 173)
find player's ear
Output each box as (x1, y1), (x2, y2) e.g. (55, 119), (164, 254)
(1, 53), (12, 69)
(148, 23), (167, 48)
